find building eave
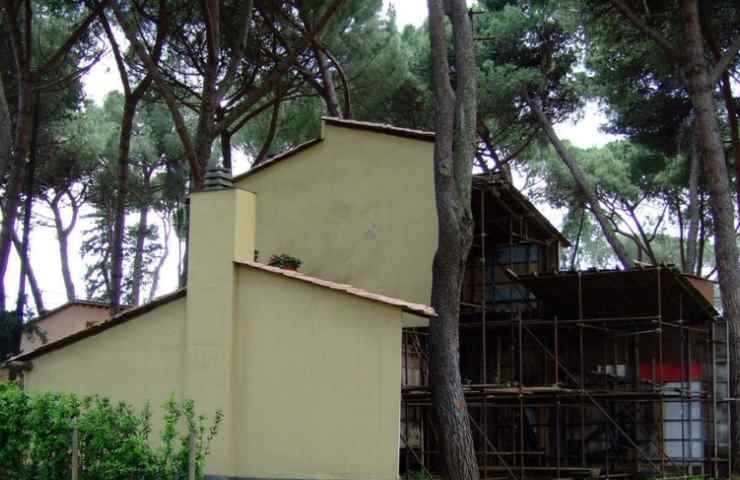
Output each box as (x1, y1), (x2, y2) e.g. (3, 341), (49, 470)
(10, 289), (187, 362)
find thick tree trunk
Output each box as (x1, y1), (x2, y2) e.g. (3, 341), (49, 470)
(685, 138), (701, 274)
(130, 206), (149, 306)
(427, 1), (480, 480)
(0, 73), (11, 178)
(16, 92), (39, 314)
(679, 1), (740, 470)
(0, 77), (33, 313)
(315, 46), (340, 117)
(702, 17), (740, 218)
(528, 97), (633, 269)
(110, 99), (137, 310)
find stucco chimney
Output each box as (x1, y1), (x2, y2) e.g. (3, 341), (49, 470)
(184, 171), (256, 475)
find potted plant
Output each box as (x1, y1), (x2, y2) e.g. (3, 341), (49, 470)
(268, 254), (303, 271)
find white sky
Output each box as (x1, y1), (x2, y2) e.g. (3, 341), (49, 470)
(6, 2), (617, 312)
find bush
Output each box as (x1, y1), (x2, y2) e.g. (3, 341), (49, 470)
(0, 383), (222, 480)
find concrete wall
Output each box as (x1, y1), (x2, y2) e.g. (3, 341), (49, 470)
(21, 304), (110, 353)
(236, 123), (437, 306)
(23, 297), (187, 420)
(235, 266), (403, 480)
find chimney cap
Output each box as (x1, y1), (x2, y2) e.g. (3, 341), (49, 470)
(203, 165), (233, 190)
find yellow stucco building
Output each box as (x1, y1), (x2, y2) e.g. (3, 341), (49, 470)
(14, 118), (439, 480)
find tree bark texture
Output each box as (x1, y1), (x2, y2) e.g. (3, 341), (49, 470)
(426, 1), (480, 480)
(0, 73), (11, 178)
(109, 98), (136, 310)
(679, 0), (740, 469)
(685, 138), (701, 275)
(15, 91), (39, 314)
(528, 96), (633, 269)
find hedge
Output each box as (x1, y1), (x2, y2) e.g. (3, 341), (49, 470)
(0, 383), (222, 480)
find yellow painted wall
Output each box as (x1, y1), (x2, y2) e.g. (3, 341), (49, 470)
(236, 124), (437, 306)
(235, 266), (403, 480)
(23, 297), (187, 423)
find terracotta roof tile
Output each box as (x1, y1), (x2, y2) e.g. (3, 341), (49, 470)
(236, 260), (436, 318)
(322, 117), (435, 142)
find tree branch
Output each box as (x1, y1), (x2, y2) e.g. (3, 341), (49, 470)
(37, 0), (112, 77)
(609, 0), (681, 61)
(709, 35), (740, 85)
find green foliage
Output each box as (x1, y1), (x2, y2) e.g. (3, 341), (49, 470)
(0, 309), (46, 360)
(522, 138), (718, 272)
(268, 254), (303, 270)
(402, 470), (433, 480)
(0, 383), (222, 480)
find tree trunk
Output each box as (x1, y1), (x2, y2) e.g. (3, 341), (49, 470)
(0, 76), (33, 313)
(11, 232), (44, 313)
(701, 16), (740, 218)
(16, 91), (39, 315)
(315, 45), (340, 117)
(697, 195), (706, 276)
(148, 214), (171, 302)
(685, 138), (701, 274)
(570, 209), (586, 270)
(0, 73), (11, 178)
(528, 96), (633, 269)
(679, 1), (740, 470)
(130, 206), (149, 306)
(50, 197), (77, 302)
(221, 129), (233, 172)
(255, 99), (281, 166)
(110, 97), (139, 310)
(426, 1), (480, 480)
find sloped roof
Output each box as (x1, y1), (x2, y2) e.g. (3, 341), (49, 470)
(322, 117), (435, 142)
(236, 260), (436, 318)
(506, 266), (718, 323)
(475, 174), (570, 247)
(11, 289), (187, 362)
(33, 300), (114, 323)
(232, 117), (434, 183)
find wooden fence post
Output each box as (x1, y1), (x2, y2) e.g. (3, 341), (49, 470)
(188, 428), (196, 480)
(71, 426), (79, 480)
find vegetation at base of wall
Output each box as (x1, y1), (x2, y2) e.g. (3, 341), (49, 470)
(0, 383), (222, 480)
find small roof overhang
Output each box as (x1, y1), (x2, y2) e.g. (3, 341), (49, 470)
(505, 266), (718, 324)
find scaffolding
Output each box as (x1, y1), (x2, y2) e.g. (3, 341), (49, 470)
(400, 176), (733, 480)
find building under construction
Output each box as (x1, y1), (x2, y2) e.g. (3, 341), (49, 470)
(401, 174), (733, 479)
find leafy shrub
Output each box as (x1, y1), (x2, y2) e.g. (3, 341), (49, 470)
(267, 254), (302, 270)
(0, 383), (222, 480)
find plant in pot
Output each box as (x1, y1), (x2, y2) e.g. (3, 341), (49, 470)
(268, 254), (303, 271)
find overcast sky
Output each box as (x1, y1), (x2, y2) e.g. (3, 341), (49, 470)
(7, 2), (618, 311)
